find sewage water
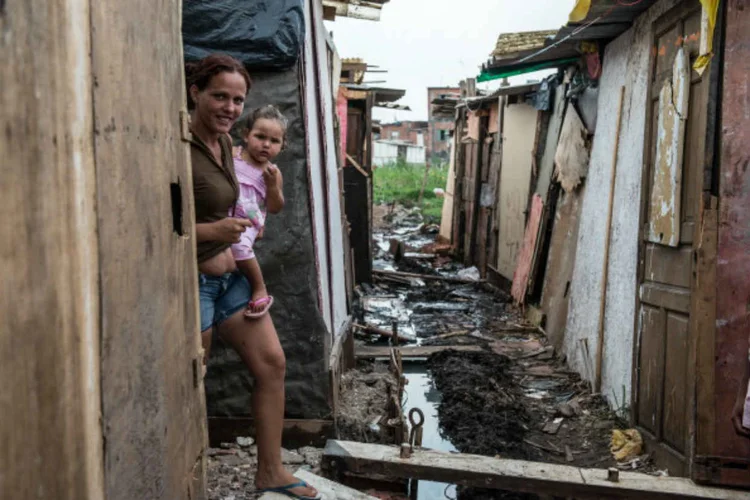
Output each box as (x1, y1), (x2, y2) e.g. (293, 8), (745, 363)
(403, 364), (457, 500)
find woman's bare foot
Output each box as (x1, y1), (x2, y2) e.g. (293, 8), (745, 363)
(256, 467), (319, 499)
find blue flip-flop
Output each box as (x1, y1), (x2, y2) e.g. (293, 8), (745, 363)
(258, 479), (321, 500)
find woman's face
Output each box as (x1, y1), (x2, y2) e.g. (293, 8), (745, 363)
(191, 71), (247, 136)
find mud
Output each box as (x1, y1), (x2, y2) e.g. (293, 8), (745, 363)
(336, 362), (401, 444)
(428, 351), (530, 459)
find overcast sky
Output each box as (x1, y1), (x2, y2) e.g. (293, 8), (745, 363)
(325, 0), (576, 122)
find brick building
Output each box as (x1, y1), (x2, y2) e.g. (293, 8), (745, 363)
(427, 86), (460, 164)
(378, 120), (428, 145)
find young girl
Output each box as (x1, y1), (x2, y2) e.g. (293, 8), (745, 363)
(231, 105), (287, 318)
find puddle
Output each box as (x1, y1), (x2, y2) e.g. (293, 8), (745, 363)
(403, 364), (456, 500)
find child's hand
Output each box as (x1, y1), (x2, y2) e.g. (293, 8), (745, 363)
(263, 164), (281, 187)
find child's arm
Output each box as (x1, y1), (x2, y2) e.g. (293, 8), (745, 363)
(264, 165), (285, 214)
(733, 350), (750, 437)
(237, 258), (268, 301)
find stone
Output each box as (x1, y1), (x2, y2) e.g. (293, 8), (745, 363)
(236, 436), (254, 448)
(299, 446), (323, 467)
(281, 448), (305, 465)
(218, 455), (244, 467)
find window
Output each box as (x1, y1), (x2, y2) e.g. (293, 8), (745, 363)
(391, 131), (400, 139)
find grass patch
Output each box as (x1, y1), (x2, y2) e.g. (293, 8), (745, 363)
(373, 161), (448, 223)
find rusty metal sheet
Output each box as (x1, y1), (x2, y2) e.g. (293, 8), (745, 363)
(511, 194), (544, 304)
(647, 47), (690, 247)
(713, 0), (750, 478)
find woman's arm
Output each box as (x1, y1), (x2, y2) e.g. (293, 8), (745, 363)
(196, 218), (252, 243)
(264, 165), (285, 214)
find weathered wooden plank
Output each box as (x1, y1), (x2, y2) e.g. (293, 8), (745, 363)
(0, 2), (105, 499)
(540, 186), (584, 350)
(261, 469), (379, 500)
(322, 441), (745, 499)
(497, 103), (539, 280)
(91, 0), (206, 498)
(356, 345), (483, 360)
(511, 194), (544, 304)
(637, 306), (666, 437)
(647, 47), (690, 247)
(640, 282), (691, 314)
(695, 205), (717, 457)
(643, 243), (692, 288)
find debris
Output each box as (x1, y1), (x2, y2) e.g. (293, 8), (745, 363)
(520, 345), (555, 360)
(610, 429), (643, 462)
(456, 266), (481, 281)
(543, 417), (564, 435)
(281, 448), (305, 465)
(353, 323), (415, 342)
(557, 402), (575, 418)
(388, 239), (405, 261)
(565, 445), (575, 463)
(236, 436), (254, 448)
(373, 269), (482, 284)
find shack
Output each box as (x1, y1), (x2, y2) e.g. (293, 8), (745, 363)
(442, 0), (750, 485)
(182, 0), (396, 441)
(2, 0), (206, 498)
(337, 59), (406, 284)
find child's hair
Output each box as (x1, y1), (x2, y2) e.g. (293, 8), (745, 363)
(185, 54), (252, 110)
(243, 105), (289, 146)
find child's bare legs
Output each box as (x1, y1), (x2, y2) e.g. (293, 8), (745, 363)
(236, 258), (270, 315)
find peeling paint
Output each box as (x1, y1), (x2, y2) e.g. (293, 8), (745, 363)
(647, 47), (690, 247)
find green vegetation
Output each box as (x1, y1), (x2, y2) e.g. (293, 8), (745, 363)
(372, 160), (448, 223)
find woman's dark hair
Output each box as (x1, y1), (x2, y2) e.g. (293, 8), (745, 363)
(185, 54), (252, 109)
(243, 105), (289, 144)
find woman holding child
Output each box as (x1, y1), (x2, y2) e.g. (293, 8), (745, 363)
(186, 53), (319, 500)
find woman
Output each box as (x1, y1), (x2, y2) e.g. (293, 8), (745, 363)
(186, 54), (319, 500)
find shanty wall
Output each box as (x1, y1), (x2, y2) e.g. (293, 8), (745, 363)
(205, 0), (349, 420)
(2, 0), (208, 498)
(565, 0), (680, 407)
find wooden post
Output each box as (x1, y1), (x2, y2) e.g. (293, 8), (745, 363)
(595, 86), (625, 393)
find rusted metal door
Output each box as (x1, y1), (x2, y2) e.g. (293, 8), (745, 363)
(634, 1), (707, 476)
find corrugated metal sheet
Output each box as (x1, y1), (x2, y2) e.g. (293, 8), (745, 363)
(492, 30), (557, 59)
(323, 0), (391, 21)
(483, 0), (659, 73)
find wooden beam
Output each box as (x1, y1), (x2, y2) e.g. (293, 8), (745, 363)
(595, 86), (625, 392)
(322, 441), (746, 499)
(356, 345), (483, 360)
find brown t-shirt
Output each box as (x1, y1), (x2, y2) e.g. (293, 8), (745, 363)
(190, 134), (239, 263)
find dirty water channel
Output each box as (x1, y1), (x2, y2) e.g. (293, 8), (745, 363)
(402, 363), (457, 500)
(344, 204), (652, 499)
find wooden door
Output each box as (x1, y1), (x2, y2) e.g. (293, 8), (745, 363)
(461, 140), (480, 265)
(91, 1), (207, 498)
(634, 1), (708, 476)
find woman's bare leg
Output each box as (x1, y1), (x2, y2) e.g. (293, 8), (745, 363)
(218, 310), (318, 498)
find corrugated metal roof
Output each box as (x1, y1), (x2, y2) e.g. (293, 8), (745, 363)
(482, 0), (658, 74)
(492, 30), (558, 59)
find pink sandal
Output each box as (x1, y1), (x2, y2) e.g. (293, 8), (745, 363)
(244, 296), (274, 319)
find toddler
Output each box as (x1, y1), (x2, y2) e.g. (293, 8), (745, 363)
(231, 105), (287, 318)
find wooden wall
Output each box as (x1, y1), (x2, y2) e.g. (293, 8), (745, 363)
(1, 1), (207, 498)
(0, 1), (104, 498)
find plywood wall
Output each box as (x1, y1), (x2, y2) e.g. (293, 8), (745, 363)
(496, 103), (539, 280)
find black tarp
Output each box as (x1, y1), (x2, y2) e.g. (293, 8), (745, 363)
(183, 0), (305, 70)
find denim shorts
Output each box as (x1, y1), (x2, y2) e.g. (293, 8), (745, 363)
(198, 271), (252, 332)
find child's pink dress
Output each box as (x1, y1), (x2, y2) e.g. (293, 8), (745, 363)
(231, 155), (268, 262)
(744, 348), (750, 429)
